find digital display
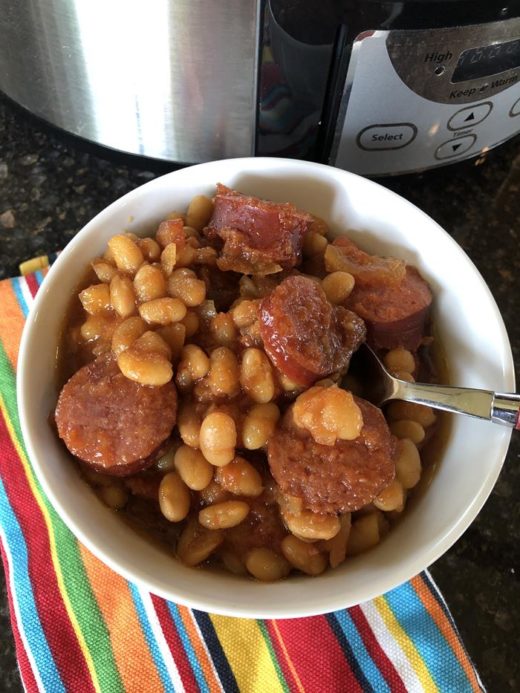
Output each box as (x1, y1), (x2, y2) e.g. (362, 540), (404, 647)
(452, 39), (520, 83)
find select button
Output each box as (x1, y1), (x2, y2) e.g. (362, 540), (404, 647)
(357, 123), (417, 151)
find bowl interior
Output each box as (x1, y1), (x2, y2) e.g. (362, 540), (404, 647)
(17, 158), (514, 618)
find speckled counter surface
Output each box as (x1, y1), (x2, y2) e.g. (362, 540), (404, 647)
(0, 93), (518, 692)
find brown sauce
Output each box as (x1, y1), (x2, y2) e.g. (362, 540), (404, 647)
(53, 191), (451, 579)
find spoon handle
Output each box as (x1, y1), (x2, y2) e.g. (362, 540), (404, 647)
(393, 381), (520, 428)
(491, 393), (520, 428)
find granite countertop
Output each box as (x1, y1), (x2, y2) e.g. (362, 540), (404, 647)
(0, 93), (518, 692)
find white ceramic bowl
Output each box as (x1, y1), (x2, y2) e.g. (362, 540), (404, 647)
(17, 157), (514, 618)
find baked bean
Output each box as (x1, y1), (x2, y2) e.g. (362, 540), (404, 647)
(347, 512), (384, 556)
(159, 472), (191, 522)
(314, 378), (336, 388)
(166, 210), (185, 222)
(394, 371), (415, 383)
(303, 231), (328, 257)
(386, 401), (436, 428)
(230, 299), (258, 328)
(239, 276), (259, 298)
(177, 517), (223, 566)
(92, 259), (118, 283)
(134, 264), (167, 302)
(81, 314), (119, 343)
(82, 468), (113, 487)
(178, 401), (202, 448)
(175, 245), (196, 267)
(103, 245), (115, 263)
(199, 411), (237, 466)
(324, 513), (352, 568)
(373, 480), (405, 512)
(156, 218), (184, 248)
(390, 419), (425, 445)
(110, 275), (137, 318)
(395, 438), (421, 489)
(210, 313), (237, 347)
(79, 284), (112, 315)
(183, 225), (200, 239)
(193, 247), (218, 266)
(309, 215), (329, 236)
(132, 330), (172, 360)
(242, 403), (280, 450)
(278, 373), (301, 393)
(107, 234), (144, 274)
(99, 484), (128, 510)
(186, 194), (214, 231)
(156, 447), (176, 472)
(292, 386), (363, 446)
(138, 237), (161, 262)
(281, 535), (327, 576)
(174, 445), (213, 490)
(283, 505), (340, 542)
(117, 348), (173, 386)
(219, 550), (247, 575)
(186, 235), (200, 250)
(245, 548), (291, 581)
(321, 271), (355, 305)
(168, 268), (206, 307)
(139, 297), (187, 325)
(161, 243), (177, 276)
(181, 311), (200, 338)
(240, 348), (275, 403)
(111, 316), (147, 356)
(156, 323), (186, 361)
(215, 456), (263, 497)
(383, 347), (415, 374)
(207, 347), (240, 398)
(199, 500), (250, 530)
(176, 344), (210, 390)
(199, 480), (231, 506)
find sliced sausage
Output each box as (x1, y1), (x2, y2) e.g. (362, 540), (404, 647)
(328, 237), (432, 351)
(55, 355), (178, 475)
(267, 397), (396, 513)
(204, 184), (312, 274)
(259, 275), (366, 386)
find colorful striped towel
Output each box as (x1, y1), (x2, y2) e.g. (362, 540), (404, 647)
(0, 268), (484, 693)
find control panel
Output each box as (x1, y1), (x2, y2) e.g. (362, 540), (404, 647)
(332, 18), (520, 175)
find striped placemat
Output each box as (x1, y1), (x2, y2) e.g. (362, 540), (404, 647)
(0, 268), (484, 692)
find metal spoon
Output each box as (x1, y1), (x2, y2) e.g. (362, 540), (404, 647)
(347, 343), (520, 429)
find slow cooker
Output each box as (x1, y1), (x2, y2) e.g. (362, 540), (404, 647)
(1, 0), (519, 176)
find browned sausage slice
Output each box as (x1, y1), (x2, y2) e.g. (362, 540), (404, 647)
(328, 237), (432, 351)
(55, 355), (178, 475)
(267, 397), (396, 513)
(259, 275), (366, 386)
(204, 184), (312, 274)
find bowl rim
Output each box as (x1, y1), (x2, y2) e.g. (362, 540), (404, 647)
(16, 157), (515, 618)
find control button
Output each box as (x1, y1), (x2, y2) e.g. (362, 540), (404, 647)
(447, 102), (492, 130)
(435, 135), (476, 160)
(357, 124), (417, 151)
(510, 97), (520, 117)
